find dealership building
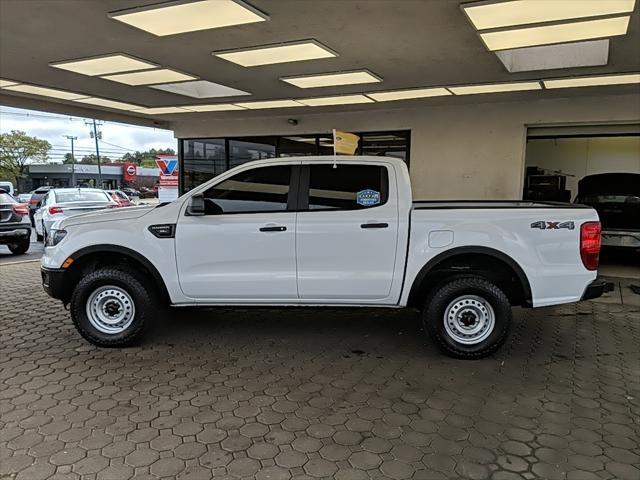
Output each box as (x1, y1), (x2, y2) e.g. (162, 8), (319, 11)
(0, 1), (639, 201)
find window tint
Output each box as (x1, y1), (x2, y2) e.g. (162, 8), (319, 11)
(307, 164), (388, 210)
(202, 165), (291, 214)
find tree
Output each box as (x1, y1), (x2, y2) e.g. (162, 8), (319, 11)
(63, 153), (75, 164)
(80, 154), (111, 165)
(0, 130), (51, 186)
(122, 147), (175, 166)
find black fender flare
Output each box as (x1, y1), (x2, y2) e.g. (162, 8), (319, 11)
(69, 244), (170, 299)
(407, 246), (533, 307)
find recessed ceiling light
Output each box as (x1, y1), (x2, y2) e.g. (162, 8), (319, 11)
(74, 97), (144, 110)
(102, 69), (197, 86)
(109, 0), (268, 36)
(480, 16), (630, 51)
(234, 99), (303, 109)
(2, 83), (87, 100)
(366, 87), (451, 102)
(281, 70), (382, 88)
(151, 80), (250, 98)
(463, 0), (636, 30)
(215, 40), (338, 67)
(297, 95), (374, 106)
(184, 104), (247, 111)
(133, 107), (194, 114)
(543, 73), (640, 89)
(449, 81), (541, 95)
(50, 54), (158, 76)
(0, 79), (20, 88)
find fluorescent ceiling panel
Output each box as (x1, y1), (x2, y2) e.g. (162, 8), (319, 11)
(134, 107), (193, 114)
(102, 69), (197, 85)
(215, 40), (337, 67)
(464, 0), (636, 30)
(109, 0), (268, 36)
(449, 81), (541, 95)
(0, 79), (20, 88)
(151, 80), (249, 98)
(74, 97), (143, 110)
(2, 84), (87, 100)
(50, 54), (158, 76)
(543, 73), (640, 89)
(495, 39), (609, 72)
(234, 100), (303, 109)
(297, 95), (374, 106)
(184, 104), (246, 111)
(281, 70), (382, 88)
(367, 87), (451, 102)
(480, 16), (630, 51)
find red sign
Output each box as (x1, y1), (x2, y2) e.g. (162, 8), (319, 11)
(123, 163), (137, 182)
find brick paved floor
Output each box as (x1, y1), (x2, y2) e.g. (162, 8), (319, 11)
(1, 262), (639, 480)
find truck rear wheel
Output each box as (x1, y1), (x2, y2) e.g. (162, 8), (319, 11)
(70, 267), (152, 347)
(423, 276), (512, 359)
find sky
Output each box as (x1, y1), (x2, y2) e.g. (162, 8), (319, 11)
(0, 106), (177, 163)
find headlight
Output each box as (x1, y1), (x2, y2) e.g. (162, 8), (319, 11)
(46, 229), (67, 247)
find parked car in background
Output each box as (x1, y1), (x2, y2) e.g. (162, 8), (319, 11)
(29, 186), (54, 226)
(106, 190), (133, 207)
(0, 188), (31, 255)
(121, 187), (140, 198)
(575, 173), (640, 250)
(17, 193), (32, 203)
(138, 187), (157, 199)
(41, 156), (605, 358)
(0, 181), (15, 196)
(34, 188), (116, 242)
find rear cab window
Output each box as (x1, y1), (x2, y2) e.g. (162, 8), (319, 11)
(303, 164), (389, 211)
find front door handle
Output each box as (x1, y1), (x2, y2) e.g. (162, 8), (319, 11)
(361, 222), (389, 229)
(260, 225), (287, 232)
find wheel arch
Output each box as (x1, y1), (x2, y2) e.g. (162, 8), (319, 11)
(406, 246), (533, 308)
(61, 244), (170, 304)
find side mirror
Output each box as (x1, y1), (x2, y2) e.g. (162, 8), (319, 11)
(186, 194), (205, 216)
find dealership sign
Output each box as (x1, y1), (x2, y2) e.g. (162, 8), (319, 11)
(155, 155), (179, 202)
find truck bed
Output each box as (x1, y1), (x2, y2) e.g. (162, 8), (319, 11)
(412, 200), (592, 210)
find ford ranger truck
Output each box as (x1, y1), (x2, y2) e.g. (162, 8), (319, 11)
(41, 156), (606, 359)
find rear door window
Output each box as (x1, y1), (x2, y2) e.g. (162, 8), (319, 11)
(304, 164), (388, 211)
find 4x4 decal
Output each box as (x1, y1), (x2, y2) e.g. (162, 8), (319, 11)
(531, 221), (575, 230)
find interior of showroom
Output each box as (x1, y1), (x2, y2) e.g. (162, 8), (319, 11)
(1, 0), (639, 266)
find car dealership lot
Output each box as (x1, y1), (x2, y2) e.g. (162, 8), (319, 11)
(1, 262), (639, 480)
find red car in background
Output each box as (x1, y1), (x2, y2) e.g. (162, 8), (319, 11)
(106, 190), (133, 207)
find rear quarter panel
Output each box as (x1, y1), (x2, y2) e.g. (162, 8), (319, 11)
(402, 207), (599, 307)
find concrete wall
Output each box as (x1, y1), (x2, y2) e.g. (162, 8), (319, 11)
(171, 93), (640, 200)
(526, 136), (640, 199)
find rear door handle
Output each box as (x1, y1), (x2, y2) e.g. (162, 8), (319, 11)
(361, 223), (389, 229)
(259, 226), (287, 232)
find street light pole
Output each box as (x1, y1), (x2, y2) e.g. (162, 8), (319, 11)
(85, 119), (103, 188)
(63, 135), (77, 187)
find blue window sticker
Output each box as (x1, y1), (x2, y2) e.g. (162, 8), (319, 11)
(356, 189), (381, 207)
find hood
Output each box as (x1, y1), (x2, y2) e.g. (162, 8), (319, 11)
(58, 204), (154, 228)
(577, 173), (640, 196)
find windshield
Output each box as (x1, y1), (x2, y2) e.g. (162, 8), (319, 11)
(55, 190), (111, 203)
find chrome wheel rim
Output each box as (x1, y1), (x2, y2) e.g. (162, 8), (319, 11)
(444, 295), (495, 345)
(86, 286), (135, 334)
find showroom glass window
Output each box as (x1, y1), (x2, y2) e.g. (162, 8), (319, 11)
(306, 164), (389, 210)
(229, 137), (276, 168)
(201, 165), (291, 214)
(182, 139), (226, 191)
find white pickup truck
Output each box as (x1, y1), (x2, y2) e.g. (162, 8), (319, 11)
(41, 156), (606, 358)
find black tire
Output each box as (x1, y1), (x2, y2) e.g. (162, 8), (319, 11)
(423, 276), (512, 359)
(7, 238), (30, 255)
(36, 233), (43, 242)
(42, 223), (47, 244)
(70, 267), (153, 347)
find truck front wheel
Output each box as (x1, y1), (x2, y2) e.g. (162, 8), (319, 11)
(70, 267), (153, 347)
(423, 276), (512, 359)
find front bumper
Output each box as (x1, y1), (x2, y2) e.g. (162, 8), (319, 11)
(41, 267), (67, 300)
(581, 280), (614, 301)
(0, 224), (31, 243)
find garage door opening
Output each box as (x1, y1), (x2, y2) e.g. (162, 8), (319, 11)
(524, 124), (640, 279)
